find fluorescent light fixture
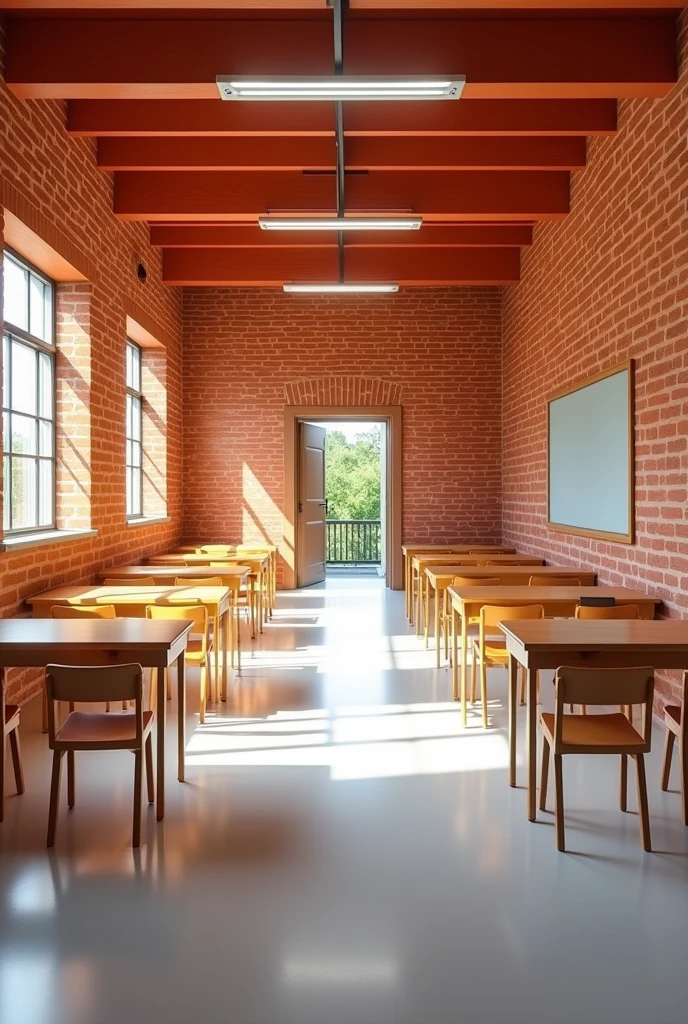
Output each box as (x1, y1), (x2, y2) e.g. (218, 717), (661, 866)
(217, 76), (465, 102)
(260, 217), (422, 231)
(284, 283), (399, 294)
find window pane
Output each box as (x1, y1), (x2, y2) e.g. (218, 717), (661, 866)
(125, 439), (132, 468)
(38, 459), (53, 527)
(3, 334), (9, 408)
(10, 341), (37, 415)
(29, 275), (46, 341)
(11, 456), (37, 530)
(131, 344), (141, 392)
(126, 343), (133, 389)
(3, 456), (10, 531)
(132, 439), (142, 468)
(3, 256), (28, 331)
(39, 352), (53, 420)
(131, 468), (142, 516)
(2, 412), (9, 453)
(11, 414), (37, 455)
(39, 420), (53, 457)
(131, 397), (141, 441)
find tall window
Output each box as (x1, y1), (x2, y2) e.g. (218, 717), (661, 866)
(125, 340), (143, 518)
(2, 251), (55, 534)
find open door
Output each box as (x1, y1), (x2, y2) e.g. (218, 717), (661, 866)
(297, 422), (327, 587)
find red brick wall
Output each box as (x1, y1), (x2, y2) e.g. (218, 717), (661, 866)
(502, 12), (688, 705)
(0, 52), (183, 703)
(181, 288), (503, 575)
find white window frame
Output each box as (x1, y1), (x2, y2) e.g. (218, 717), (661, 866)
(125, 339), (143, 519)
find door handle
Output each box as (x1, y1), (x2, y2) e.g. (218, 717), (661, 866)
(318, 500), (329, 513)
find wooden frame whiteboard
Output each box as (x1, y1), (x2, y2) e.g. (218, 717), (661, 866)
(547, 360), (634, 544)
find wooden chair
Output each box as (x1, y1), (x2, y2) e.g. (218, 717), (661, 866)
(210, 561), (252, 652)
(472, 604), (545, 727)
(443, 576), (500, 666)
(147, 604), (212, 724)
(103, 576), (156, 586)
(529, 575), (582, 586)
(539, 666), (654, 852)
(660, 670), (687, 826)
(51, 605), (125, 712)
(1, 695), (24, 824)
(573, 604), (640, 715)
(45, 663), (154, 848)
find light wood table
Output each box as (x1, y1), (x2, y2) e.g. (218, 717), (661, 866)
(28, 584), (232, 705)
(450, 586), (661, 724)
(148, 552), (269, 638)
(0, 618), (190, 822)
(95, 565), (250, 685)
(174, 544), (277, 620)
(401, 544), (515, 622)
(501, 618), (683, 822)
(414, 553), (544, 640)
(426, 566), (598, 667)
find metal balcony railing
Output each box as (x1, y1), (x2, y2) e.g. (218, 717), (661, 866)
(326, 519), (382, 565)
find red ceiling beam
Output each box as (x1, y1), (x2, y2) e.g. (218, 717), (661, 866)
(69, 98), (618, 138)
(161, 246), (521, 286)
(1, 1), (681, 7)
(150, 224), (533, 248)
(98, 136), (586, 172)
(113, 170), (570, 222)
(6, 17), (677, 100)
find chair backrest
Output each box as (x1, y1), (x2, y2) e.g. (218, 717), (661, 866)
(198, 546), (233, 554)
(51, 604), (117, 619)
(480, 603), (545, 631)
(175, 576), (223, 587)
(147, 603), (208, 648)
(575, 604), (639, 620)
(452, 576), (500, 587)
(45, 663), (144, 744)
(103, 576), (156, 587)
(553, 666), (654, 748)
(529, 575), (581, 586)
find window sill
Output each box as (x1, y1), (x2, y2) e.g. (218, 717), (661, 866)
(126, 515), (171, 529)
(0, 528), (98, 553)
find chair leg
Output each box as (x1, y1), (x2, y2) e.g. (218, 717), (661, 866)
(199, 660), (207, 725)
(635, 753), (651, 852)
(166, 669), (172, 701)
(520, 667), (526, 706)
(67, 751), (75, 809)
(660, 729), (675, 791)
(619, 754), (628, 812)
(0, 735), (5, 824)
(539, 735), (550, 811)
(679, 735), (688, 827)
(470, 651), (476, 705)
(47, 750), (64, 847)
(105, 702), (111, 713)
(480, 658), (488, 729)
(9, 729), (25, 796)
(149, 668), (158, 713)
(132, 749), (143, 848)
(145, 735), (155, 805)
(553, 753), (565, 852)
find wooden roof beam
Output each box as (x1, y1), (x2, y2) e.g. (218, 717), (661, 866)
(149, 224), (534, 248)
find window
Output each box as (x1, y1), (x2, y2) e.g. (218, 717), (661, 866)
(2, 251), (55, 534)
(125, 340), (143, 518)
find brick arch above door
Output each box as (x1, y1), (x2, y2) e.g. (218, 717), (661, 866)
(284, 375), (402, 407)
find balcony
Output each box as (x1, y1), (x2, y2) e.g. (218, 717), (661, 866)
(326, 519), (381, 567)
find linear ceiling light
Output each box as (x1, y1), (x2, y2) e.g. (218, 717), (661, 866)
(283, 283), (399, 294)
(217, 76), (465, 102)
(260, 217), (422, 231)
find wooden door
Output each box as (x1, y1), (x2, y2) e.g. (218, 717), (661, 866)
(297, 422), (327, 587)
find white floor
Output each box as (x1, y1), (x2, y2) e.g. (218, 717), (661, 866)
(1, 578), (687, 1024)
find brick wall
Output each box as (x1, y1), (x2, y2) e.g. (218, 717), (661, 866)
(181, 288), (503, 576)
(0, 47), (183, 704)
(502, 12), (688, 705)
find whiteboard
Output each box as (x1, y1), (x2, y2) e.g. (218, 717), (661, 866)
(548, 362), (633, 543)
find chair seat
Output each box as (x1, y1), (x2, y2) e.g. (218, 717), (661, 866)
(185, 636), (212, 661)
(540, 711), (645, 750)
(56, 710), (154, 746)
(4, 704), (20, 729)
(665, 704), (681, 731)
(472, 636), (508, 660)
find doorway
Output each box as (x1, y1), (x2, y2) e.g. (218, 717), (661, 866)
(283, 405), (402, 590)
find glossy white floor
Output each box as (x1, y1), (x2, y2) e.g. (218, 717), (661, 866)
(1, 577), (687, 1024)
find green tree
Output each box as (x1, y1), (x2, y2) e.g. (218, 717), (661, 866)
(326, 429), (381, 520)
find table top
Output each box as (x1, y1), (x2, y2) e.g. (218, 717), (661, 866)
(148, 552), (269, 568)
(413, 553), (544, 570)
(449, 585), (659, 607)
(402, 544), (515, 555)
(428, 564), (595, 584)
(501, 619), (688, 652)
(28, 584), (230, 609)
(97, 565), (250, 583)
(0, 618), (191, 654)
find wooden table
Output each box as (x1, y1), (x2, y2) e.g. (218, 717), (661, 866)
(0, 618), (190, 822)
(28, 584), (232, 704)
(401, 544), (515, 621)
(174, 544), (277, 620)
(413, 553), (544, 639)
(501, 618), (683, 823)
(426, 566), (598, 667)
(148, 552), (269, 638)
(95, 565), (250, 682)
(450, 586), (660, 724)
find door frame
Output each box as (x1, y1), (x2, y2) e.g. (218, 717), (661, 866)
(283, 405), (403, 590)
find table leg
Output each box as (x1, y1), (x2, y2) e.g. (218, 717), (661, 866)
(177, 651), (186, 784)
(405, 555), (411, 621)
(0, 668), (5, 823)
(237, 600), (242, 675)
(508, 655), (518, 788)
(424, 575), (431, 649)
(452, 607), (459, 700)
(250, 580), (257, 639)
(527, 668), (538, 821)
(223, 607), (230, 695)
(443, 589), (449, 663)
(461, 616), (468, 727)
(156, 662), (166, 821)
(434, 585), (441, 668)
(213, 613), (220, 703)
(415, 569), (421, 635)
(258, 571), (264, 634)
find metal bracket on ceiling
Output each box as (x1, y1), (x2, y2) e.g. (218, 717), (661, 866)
(331, 0), (347, 283)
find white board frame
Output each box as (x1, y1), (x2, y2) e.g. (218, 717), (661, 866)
(547, 360), (634, 544)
